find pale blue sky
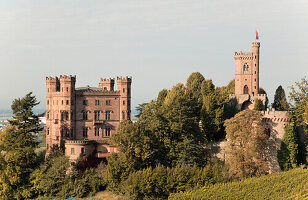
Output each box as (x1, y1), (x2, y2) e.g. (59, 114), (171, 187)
(0, 0), (307, 110)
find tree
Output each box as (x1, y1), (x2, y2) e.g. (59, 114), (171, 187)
(289, 77), (308, 165)
(135, 103), (148, 118)
(272, 85), (289, 111)
(254, 99), (264, 111)
(224, 110), (269, 179)
(0, 92), (44, 199)
(277, 121), (300, 171)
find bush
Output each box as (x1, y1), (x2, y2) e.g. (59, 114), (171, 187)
(120, 162), (227, 200)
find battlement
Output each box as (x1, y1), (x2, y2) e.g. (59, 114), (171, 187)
(234, 51), (253, 56)
(252, 42), (260, 47)
(65, 139), (93, 144)
(46, 75), (76, 82)
(59, 75), (76, 81)
(100, 78), (115, 82)
(117, 76), (132, 82)
(46, 76), (58, 81)
(262, 110), (291, 123)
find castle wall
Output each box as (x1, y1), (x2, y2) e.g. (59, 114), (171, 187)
(215, 110), (291, 173)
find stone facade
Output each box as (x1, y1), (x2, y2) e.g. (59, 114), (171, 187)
(46, 75), (132, 160)
(231, 42), (267, 110)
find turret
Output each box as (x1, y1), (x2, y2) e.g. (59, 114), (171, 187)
(117, 76), (132, 121)
(99, 78), (115, 91)
(252, 42), (260, 95)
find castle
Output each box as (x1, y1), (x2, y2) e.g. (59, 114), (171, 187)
(223, 42), (291, 173)
(46, 76), (132, 160)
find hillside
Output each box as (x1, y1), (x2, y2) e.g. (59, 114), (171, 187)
(169, 168), (308, 200)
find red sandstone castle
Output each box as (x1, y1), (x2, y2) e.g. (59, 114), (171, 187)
(46, 76), (131, 160)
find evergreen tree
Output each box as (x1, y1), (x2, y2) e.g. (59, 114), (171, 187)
(254, 99), (264, 111)
(0, 92), (44, 199)
(272, 85), (289, 111)
(277, 121), (300, 171)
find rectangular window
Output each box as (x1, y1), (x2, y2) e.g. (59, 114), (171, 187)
(122, 111), (125, 120)
(95, 127), (99, 136)
(94, 111), (100, 121)
(81, 147), (85, 154)
(123, 88), (125, 93)
(95, 100), (100, 105)
(47, 112), (49, 120)
(123, 100), (125, 105)
(105, 111), (111, 120)
(66, 100), (69, 105)
(62, 100), (64, 105)
(105, 127), (111, 137)
(106, 100), (111, 105)
(255, 79), (256, 82)
(61, 112), (64, 121)
(66, 87), (69, 92)
(71, 148), (75, 155)
(83, 112), (88, 120)
(47, 128), (50, 135)
(65, 128), (69, 137)
(83, 100), (88, 105)
(83, 127), (88, 138)
(47, 100), (49, 105)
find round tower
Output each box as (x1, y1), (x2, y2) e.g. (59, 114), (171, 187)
(252, 42), (260, 95)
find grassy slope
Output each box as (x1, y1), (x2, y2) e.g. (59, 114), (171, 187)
(169, 168), (308, 200)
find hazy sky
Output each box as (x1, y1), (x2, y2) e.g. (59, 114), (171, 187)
(0, 0), (307, 111)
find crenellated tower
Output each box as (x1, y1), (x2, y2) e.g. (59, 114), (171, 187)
(46, 75), (76, 151)
(99, 78), (115, 91)
(117, 76), (132, 121)
(232, 42), (266, 110)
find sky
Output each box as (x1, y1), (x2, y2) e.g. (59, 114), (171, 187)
(0, 0), (307, 111)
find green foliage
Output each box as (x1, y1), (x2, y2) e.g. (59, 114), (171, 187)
(122, 162), (227, 200)
(272, 85), (289, 111)
(0, 92), (43, 199)
(201, 79), (238, 142)
(32, 150), (106, 199)
(224, 110), (269, 178)
(169, 168), (308, 200)
(254, 99), (264, 111)
(278, 121), (300, 171)
(289, 77), (308, 165)
(112, 82), (207, 170)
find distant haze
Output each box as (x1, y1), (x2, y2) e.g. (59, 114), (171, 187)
(0, 0), (307, 111)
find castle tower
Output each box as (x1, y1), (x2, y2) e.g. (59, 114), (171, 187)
(99, 78), (115, 91)
(234, 42), (260, 96)
(117, 76), (132, 121)
(45, 75), (76, 152)
(232, 42), (266, 110)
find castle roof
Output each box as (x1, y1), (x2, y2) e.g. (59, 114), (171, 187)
(75, 86), (103, 92)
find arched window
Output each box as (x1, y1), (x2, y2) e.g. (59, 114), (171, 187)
(243, 85), (249, 94)
(243, 63), (249, 72)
